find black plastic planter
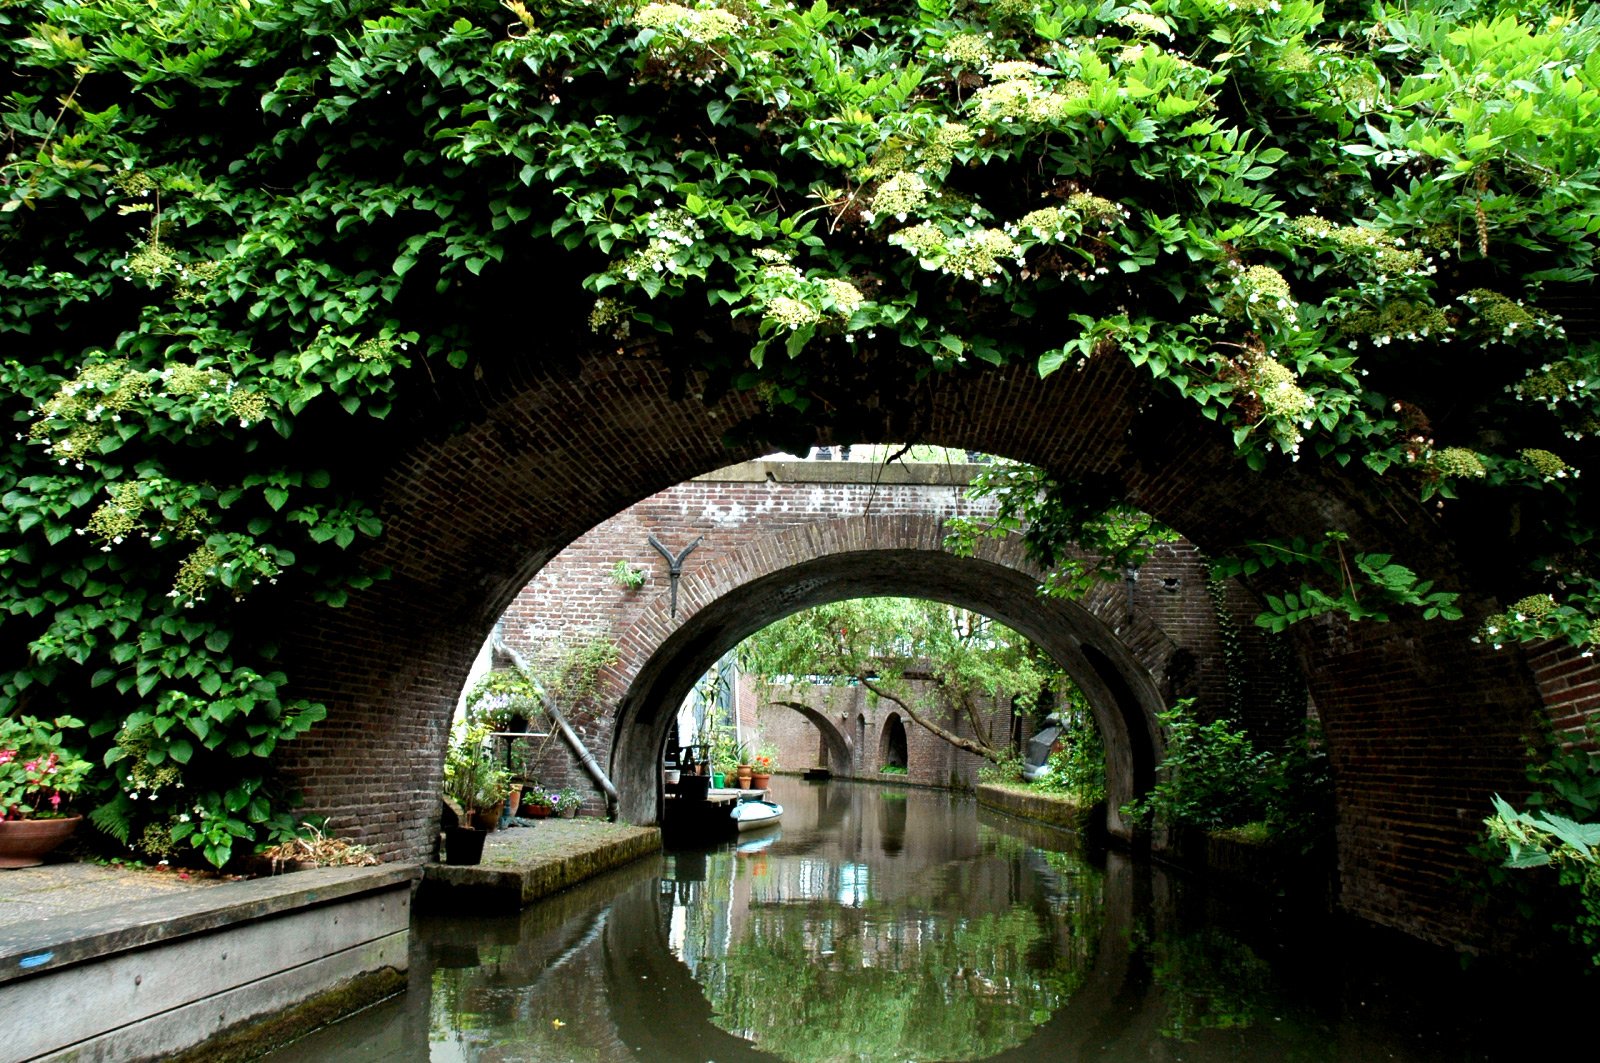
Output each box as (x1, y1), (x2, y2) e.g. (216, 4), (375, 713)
(444, 825), (487, 865)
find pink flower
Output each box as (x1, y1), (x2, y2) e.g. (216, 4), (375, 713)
(50, 794), (61, 809)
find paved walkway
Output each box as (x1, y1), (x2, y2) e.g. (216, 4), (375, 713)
(421, 817), (662, 911)
(0, 859), (236, 930)
(0, 818), (661, 931)
(477, 816), (653, 866)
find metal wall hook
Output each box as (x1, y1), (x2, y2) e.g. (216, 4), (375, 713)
(648, 533), (703, 618)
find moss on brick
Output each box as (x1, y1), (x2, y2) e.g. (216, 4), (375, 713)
(165, 967), (406, 1063)
(975, 782), (1094, 831)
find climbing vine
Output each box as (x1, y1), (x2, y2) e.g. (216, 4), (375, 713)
(3, 0), (1600, 863)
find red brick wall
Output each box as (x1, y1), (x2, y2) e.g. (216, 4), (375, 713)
(498, 462), (1299, 834)
(1527, 640), (1600, 739)
(751, 678), (1023, 792)
(263, 349), (1581, 951)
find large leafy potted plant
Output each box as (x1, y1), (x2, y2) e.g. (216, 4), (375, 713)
(0, 714), (93, 868)
(441, 724), (511, 864)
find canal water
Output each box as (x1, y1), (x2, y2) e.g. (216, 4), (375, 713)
(272, 779), (1529, 1061)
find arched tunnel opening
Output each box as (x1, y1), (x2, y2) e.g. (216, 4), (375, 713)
(608, 549), (1171, 839)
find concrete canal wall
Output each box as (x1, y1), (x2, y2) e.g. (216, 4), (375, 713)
(0, 864), (415, 1062)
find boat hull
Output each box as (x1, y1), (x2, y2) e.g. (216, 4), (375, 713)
(731, 800), (783, 832)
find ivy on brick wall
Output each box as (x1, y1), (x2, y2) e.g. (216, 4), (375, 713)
(3, 0), (1599, 863)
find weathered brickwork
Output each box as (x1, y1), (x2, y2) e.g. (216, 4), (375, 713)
(1526, 640), (1600, 739)
(498, 461), (1286, 813)
(751, 679), (1021, 792)
(265, 350), (1585, 952)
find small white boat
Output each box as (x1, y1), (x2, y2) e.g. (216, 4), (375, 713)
(730, 798), (783, 832)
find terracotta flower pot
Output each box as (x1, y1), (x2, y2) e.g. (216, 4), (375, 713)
(751, 772), (772, 789)
(0, 815), (82, 869)
(471, 801), (505, 831)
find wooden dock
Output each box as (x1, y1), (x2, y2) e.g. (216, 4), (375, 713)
(661, 787), (768, 842)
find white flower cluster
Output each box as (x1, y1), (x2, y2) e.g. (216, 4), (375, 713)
(1247, 356), (1313, 458)
(613, 209), (704, 282)
(1458, 289), (1564, 342)
(972, 77), (1085, 122)
(1117, 12), (1173, 37)
(818, 278), (865, 316)
(1291, 216), (1432, 278)
(630, 3), (742, 46)
(1225, 265), (1299, 329)
(941, 33), (994, 67)
(988, 60), (1053, 81)
(752, 249), (866, 332)
(889, 220), (1020, 285)
(871, 172), (930, 220)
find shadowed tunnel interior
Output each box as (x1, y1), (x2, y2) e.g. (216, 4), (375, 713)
(608, 549), (1166, 835)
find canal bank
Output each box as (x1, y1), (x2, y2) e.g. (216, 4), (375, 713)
(266, 778), (1579, 1063)
(0, 818), (661, 1061)
(418, 818), (660, 912)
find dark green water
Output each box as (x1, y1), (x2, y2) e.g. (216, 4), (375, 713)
(270, 780), (1532, 1061)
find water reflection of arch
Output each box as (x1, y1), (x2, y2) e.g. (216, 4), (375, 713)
(605, 826), (1155, 1062)
(771, 698), (853, 776)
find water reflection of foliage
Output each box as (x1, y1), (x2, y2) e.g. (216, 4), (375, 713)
(1136, 926), (1275, 1042)
(986, 828), (1108, 963)
(703, 905), (1079, 1063)
(429, 946), (611, 1062)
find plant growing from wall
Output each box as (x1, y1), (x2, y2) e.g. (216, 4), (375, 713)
(1484, 795), (1600, 966)
(1477, 722), (1600, 964)
(610, 559), (646, 591)
(4, 0), (1599, 865)
(532, 635), (622, 710)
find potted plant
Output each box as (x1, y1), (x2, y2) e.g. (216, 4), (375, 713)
(521, 784), (556, 818)
(0, 714), (92, 868)
(442, 724), (511, 864)
(463, 669), (543, 733)
(555, 787), (583, 818)
(715, 736), (744, 790)
(751, 745), (777, 790)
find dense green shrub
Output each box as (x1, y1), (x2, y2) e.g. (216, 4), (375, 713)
(3, 0), (1597, 865)
(1122, 700), (1330, 849)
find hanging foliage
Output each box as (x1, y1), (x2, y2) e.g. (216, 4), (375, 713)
(4, 0), (1600, 862)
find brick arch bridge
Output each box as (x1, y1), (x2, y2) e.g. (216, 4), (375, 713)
(272, 353), (1590, 950)
(497, 459), (1284, 837)
(602, 511), (1182, 836)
